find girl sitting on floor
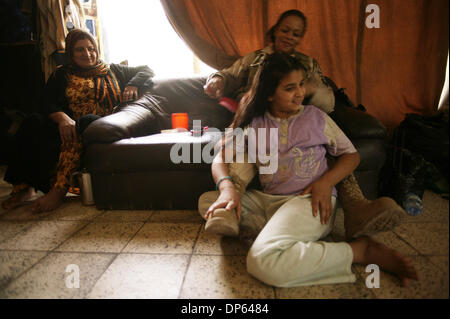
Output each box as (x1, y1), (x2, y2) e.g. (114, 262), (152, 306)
(199, 52), (418, 287)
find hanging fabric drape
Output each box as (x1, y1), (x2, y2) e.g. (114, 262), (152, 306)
(160, 0), (448, 132)
(160, 0), (266, 70)
(36, 0), (85, 81)
(359, 0), (449, 130)
(266, 0), (363, 124)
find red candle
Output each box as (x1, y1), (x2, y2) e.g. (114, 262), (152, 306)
(172, 113), (189, 130)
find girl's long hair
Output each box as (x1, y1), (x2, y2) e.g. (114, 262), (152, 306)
(230, 52), (305, 130)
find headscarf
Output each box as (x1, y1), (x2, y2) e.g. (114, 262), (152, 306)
(65, 29), (122, 111)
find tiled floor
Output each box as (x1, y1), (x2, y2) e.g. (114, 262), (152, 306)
(0, 166), (448, 299)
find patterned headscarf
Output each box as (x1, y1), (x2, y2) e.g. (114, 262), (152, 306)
(65, 29), (122, 111)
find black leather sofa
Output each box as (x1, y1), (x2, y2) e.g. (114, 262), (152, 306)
(82, 76), (387, 210)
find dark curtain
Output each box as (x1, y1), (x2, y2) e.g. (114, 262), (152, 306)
(161, 0), (449, 131)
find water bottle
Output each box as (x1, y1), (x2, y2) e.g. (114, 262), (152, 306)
(402, 193), (423, 216)
(75, 170), (95, 206)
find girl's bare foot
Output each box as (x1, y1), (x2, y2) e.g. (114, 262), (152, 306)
(2, 186), (36, 210)
(30, 188), (66, 213)
(350, 236), (419, 287)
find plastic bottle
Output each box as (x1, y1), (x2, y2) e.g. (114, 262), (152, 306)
(402, 193), (423, 216)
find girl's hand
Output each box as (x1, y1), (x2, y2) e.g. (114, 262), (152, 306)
(301, 178), (334, 225)
(58, 115), (77, 144)
(204, 77), (224, 99)
(123, 85), (138, 101)
(205, 185), (242, 220)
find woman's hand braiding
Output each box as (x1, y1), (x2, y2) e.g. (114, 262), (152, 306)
(204, 76), (224, 99)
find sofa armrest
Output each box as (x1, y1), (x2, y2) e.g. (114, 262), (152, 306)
(83, 104), (162, 146)
(329, 104), (387, 140)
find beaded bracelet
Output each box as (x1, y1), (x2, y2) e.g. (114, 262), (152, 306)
(215, 176), (233, 191)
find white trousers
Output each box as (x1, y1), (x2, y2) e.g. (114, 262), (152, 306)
(198, 190), (355, 287)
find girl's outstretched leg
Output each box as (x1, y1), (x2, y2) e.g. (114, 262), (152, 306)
(349, 236), (419, 287)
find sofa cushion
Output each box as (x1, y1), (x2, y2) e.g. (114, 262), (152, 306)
(82, 101), (163, 146)
(330, 104), (387, 140)
(85, 131), (223, 173)
(150, 76), (234, 130)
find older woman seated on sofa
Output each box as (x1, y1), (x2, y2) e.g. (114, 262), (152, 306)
(2, 28), (160, 213)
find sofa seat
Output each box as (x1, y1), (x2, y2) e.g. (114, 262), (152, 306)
(83, 76), (388, 209)
(84, 131), (223, 209)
